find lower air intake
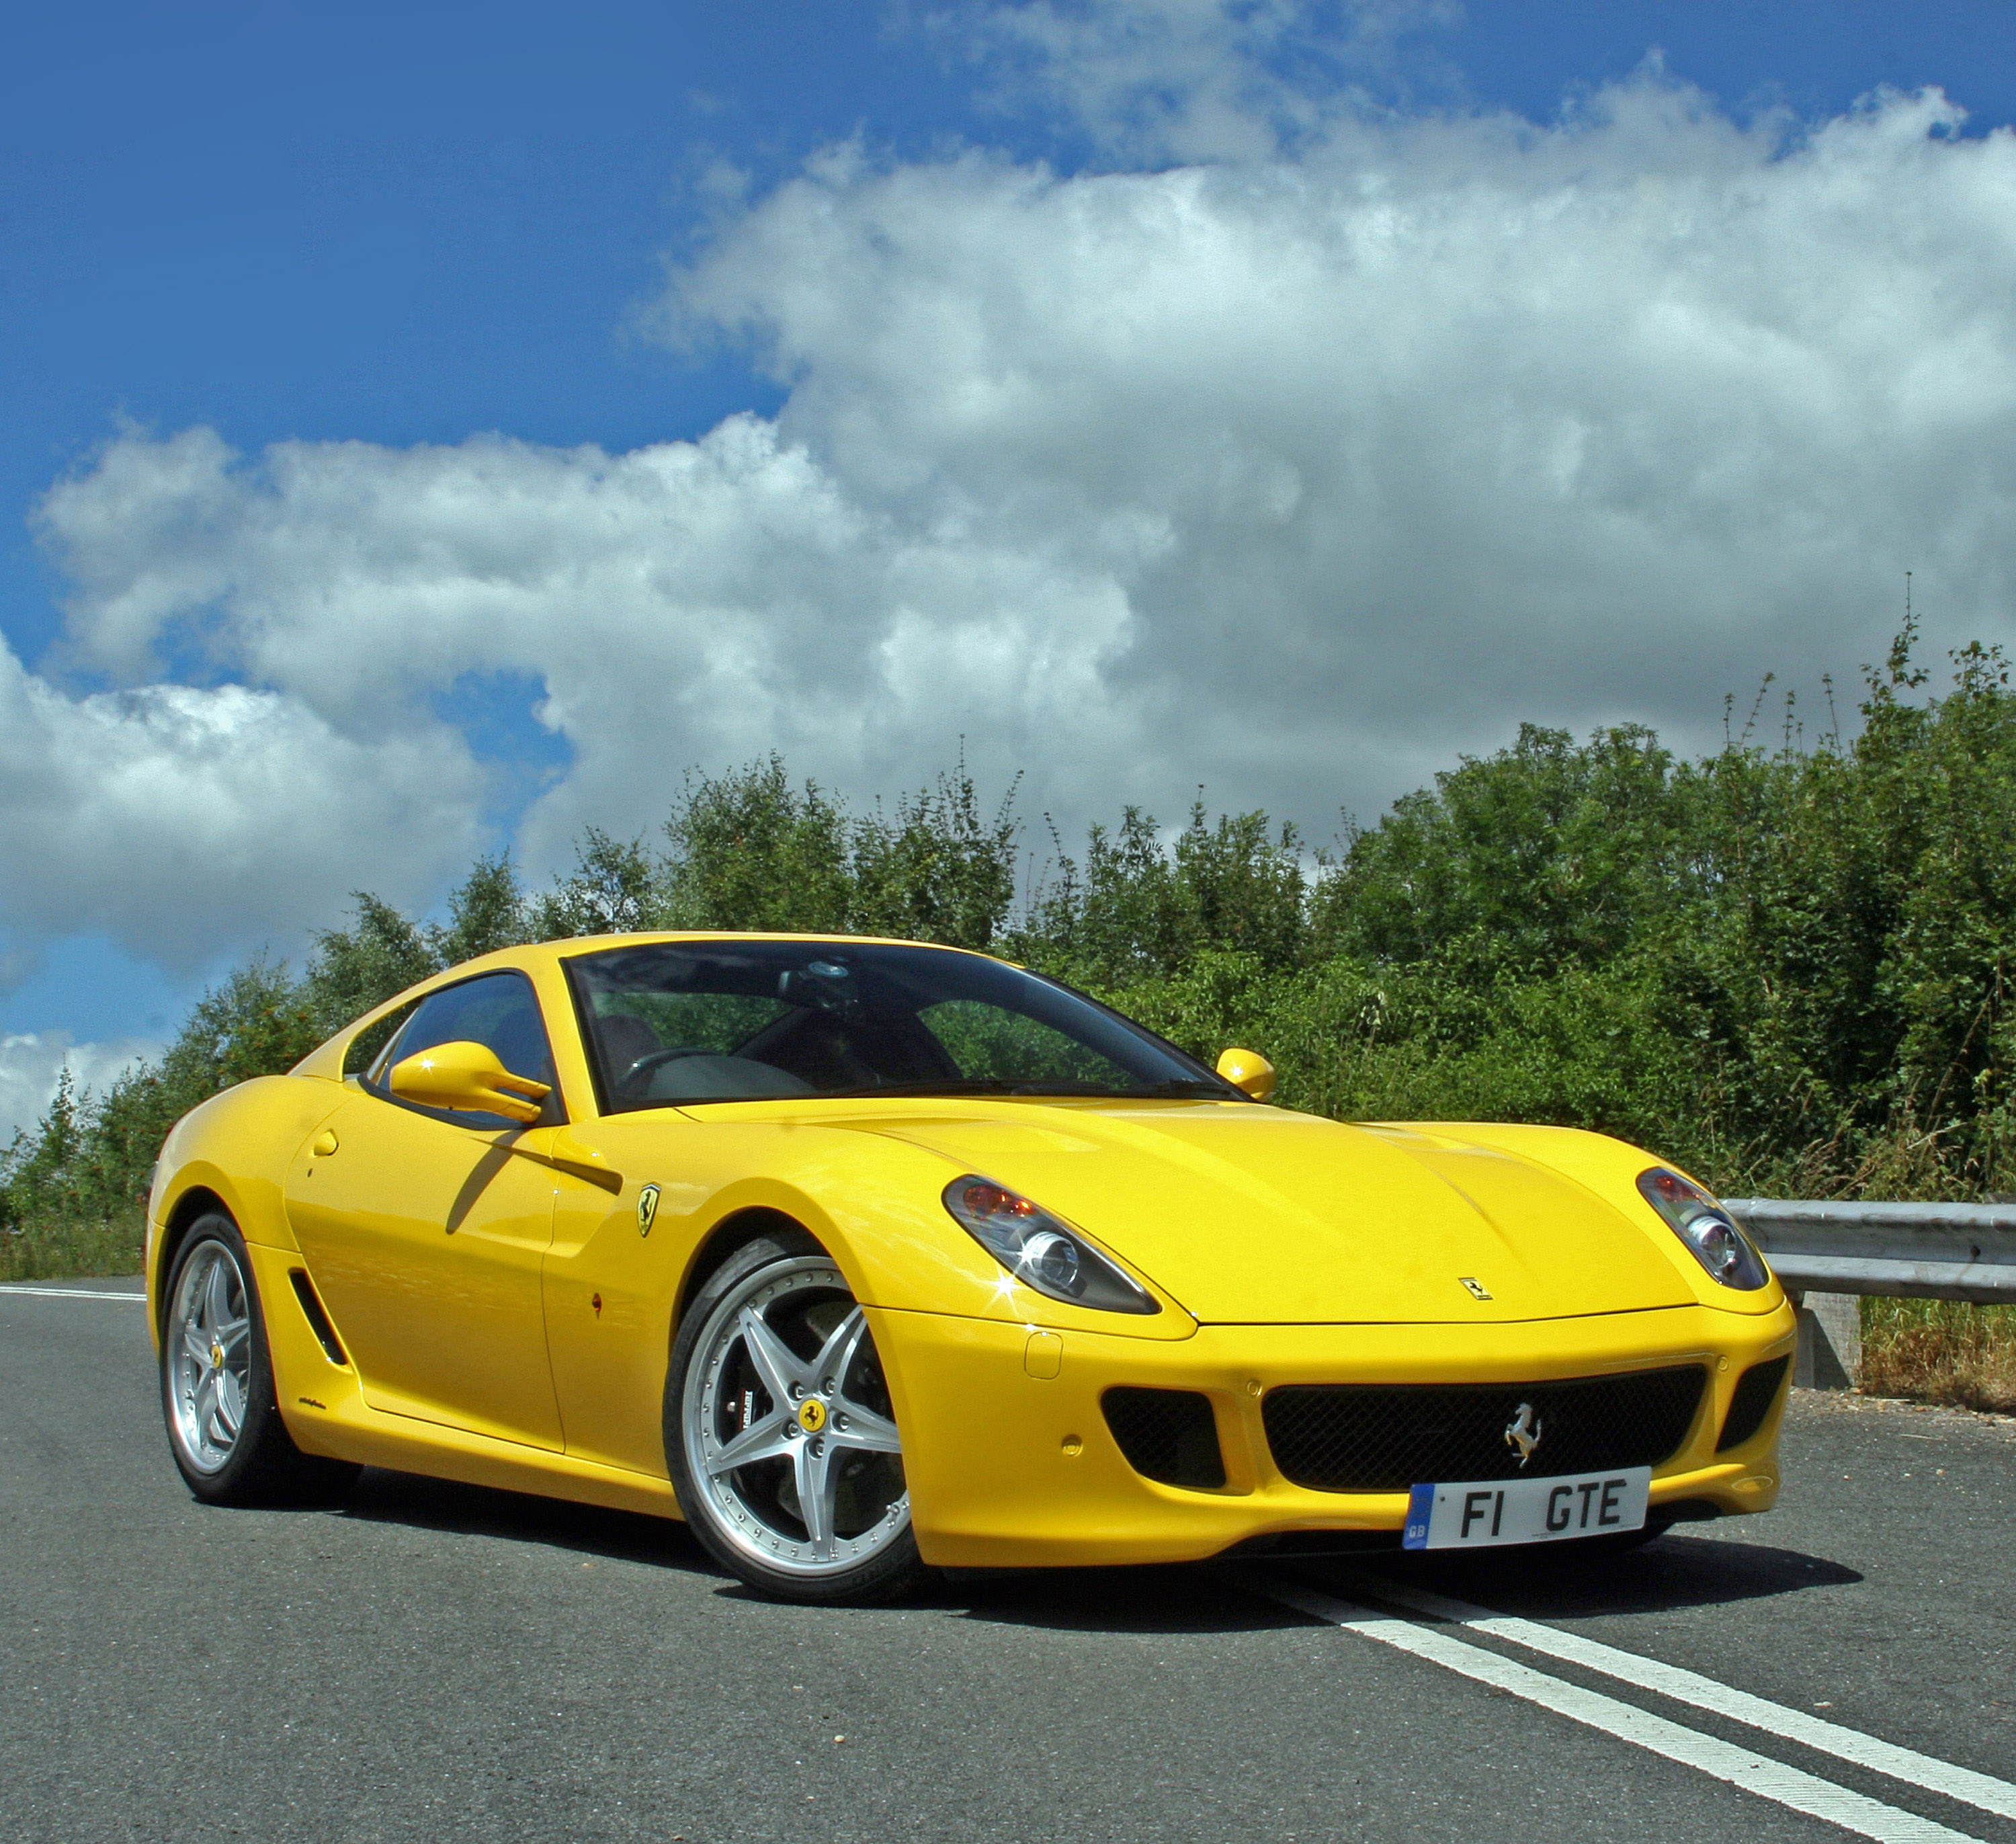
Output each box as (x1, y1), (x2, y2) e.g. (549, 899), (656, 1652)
(1263, 1366), (1708, 1493)
(1102, 1387), (1226, 1489)
(1717, 1355), (1791, 1452)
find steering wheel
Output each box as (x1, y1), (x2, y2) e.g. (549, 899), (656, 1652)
(617, 1046), (712, 1096)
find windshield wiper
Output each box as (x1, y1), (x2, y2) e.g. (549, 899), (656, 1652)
(815, 1078), (1025, 1098)
(812, 1076), (1233, 1100)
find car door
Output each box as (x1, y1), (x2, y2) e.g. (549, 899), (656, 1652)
(284, 970), (566, 1450)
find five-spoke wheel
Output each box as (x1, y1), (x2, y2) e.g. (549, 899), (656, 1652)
(165, 1237), (252, 1474)
(668, 1232), (922, 1603)
(158, 1212), (360, 1506)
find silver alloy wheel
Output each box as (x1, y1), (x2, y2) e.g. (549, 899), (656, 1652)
(684, 1256), (909, 1578)
(166, 1240), (252, 1475)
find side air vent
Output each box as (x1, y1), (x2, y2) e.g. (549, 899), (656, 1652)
(1102, 1387), (1226, 1489)
(289, 1269), (348, 1366)
(1716, 1355), (1790, 1452)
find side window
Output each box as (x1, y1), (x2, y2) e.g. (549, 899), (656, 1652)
(345, 998), (420, 1079)
(376, 972), (559, 1123)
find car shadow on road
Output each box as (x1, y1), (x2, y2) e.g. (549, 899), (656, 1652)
(325, 1468), (1859, 1637)
(329, 1470), (1311, 1631)
(335, 1465), (724, 1576)
(1343, 1529), (1862, 1616)
(932, 1564), (1302, 1634)
(948, 1530), (1861, 1636)
(1302, 1528), (1865, 1619)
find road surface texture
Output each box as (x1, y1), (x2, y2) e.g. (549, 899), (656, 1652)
(2, 1278), (2011, 1843)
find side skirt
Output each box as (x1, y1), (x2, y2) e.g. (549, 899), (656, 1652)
(244, 1240), (684, 1523)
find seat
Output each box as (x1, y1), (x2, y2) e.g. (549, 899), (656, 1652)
(595, 1013), (663, 1086)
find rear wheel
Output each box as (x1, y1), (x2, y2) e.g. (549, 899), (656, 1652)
(161, 1212), (360, 1506)
(667, 1230), (923, 1604)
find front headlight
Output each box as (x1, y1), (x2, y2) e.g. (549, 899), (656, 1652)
(943, 1175), (1161, 1315)
(1637, 1167), (1770, 1290)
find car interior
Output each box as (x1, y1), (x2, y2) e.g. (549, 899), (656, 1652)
(589, 999), (964, 1104)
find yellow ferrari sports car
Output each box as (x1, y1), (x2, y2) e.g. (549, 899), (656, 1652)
(146, 933), (1796, 1603)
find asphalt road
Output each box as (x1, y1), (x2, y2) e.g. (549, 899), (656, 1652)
(3, 1280), (2012, 1844)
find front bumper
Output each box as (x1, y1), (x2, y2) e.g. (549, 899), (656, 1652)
(873, 1301), (1797, 1569)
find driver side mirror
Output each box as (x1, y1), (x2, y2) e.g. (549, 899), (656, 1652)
(388, 1040), (552, 1124)
(1215, 1048), (1277, 1102)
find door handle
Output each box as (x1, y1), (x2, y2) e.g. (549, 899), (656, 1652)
(543, 1128), (623, 1192)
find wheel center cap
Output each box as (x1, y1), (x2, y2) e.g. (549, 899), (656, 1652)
(210, 1342), (224, 1368)
(796, 1396), (827, 1434)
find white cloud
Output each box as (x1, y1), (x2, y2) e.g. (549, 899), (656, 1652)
(0, 618), (483, 970)
(34, 414), (1143, 885)
(941, 0), (1460, 162)
(19, 69), (2016, 972)
(0, 1032), (160, 1142)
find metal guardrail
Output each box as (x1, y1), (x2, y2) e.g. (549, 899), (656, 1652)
(1724, 1200), (2016, 1304)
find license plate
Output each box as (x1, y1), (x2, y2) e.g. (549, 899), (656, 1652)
(1402, 1466), (1651, 1550)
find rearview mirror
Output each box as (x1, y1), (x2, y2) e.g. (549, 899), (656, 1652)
(388, 1040), (552, 1124)
(1215, 1048), (1277, 1102)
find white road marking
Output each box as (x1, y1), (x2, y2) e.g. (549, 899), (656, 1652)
(1338, 1574), (2016, 1824)
(1247, 1578), (1986, 1844)
(0, 1285), (145, 1301)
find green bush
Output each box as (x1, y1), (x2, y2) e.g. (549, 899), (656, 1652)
(9, 630), (2015, 1293)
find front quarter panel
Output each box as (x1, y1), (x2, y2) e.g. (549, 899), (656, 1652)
(536, 1109), (1197, 1480)
(562, 1110), (1198, 1333)
(146, 1075), (349, 1347)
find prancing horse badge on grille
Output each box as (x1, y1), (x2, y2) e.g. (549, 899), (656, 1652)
(1503, 1401), (1543, 1466)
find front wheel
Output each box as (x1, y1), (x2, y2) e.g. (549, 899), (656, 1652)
(666, 1232), (923, 1604)
(161, 1212), (360, 1506)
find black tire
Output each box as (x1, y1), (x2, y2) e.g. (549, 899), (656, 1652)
(159, 1212), (361, 1507)
(666, 1228), (925, 1605)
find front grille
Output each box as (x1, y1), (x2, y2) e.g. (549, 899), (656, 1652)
(1717, 1355), (1790, 1452)
(1102, 1388), (1226, 1489)
(1263, 1366), (1708, 1493)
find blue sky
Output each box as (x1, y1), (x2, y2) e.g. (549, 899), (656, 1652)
(4, 1), (2015, 1125)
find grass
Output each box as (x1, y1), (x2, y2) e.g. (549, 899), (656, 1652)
(1859, 1297), (2016, 1415)
(0, 1210), (144, 1284)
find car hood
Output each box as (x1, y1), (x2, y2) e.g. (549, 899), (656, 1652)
(847, 1102), (1692, 1324)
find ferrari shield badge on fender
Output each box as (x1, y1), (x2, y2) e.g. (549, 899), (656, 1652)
(636, 1183), (661, 1237)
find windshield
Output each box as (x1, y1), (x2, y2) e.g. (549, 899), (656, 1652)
(564, 939), (1240, 1112)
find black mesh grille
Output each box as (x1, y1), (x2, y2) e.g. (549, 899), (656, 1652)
(1102, 1388), (1226, 1489)
(1262, 1366), (1708, 1493)
(1717, 1355), (1790, 1452)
